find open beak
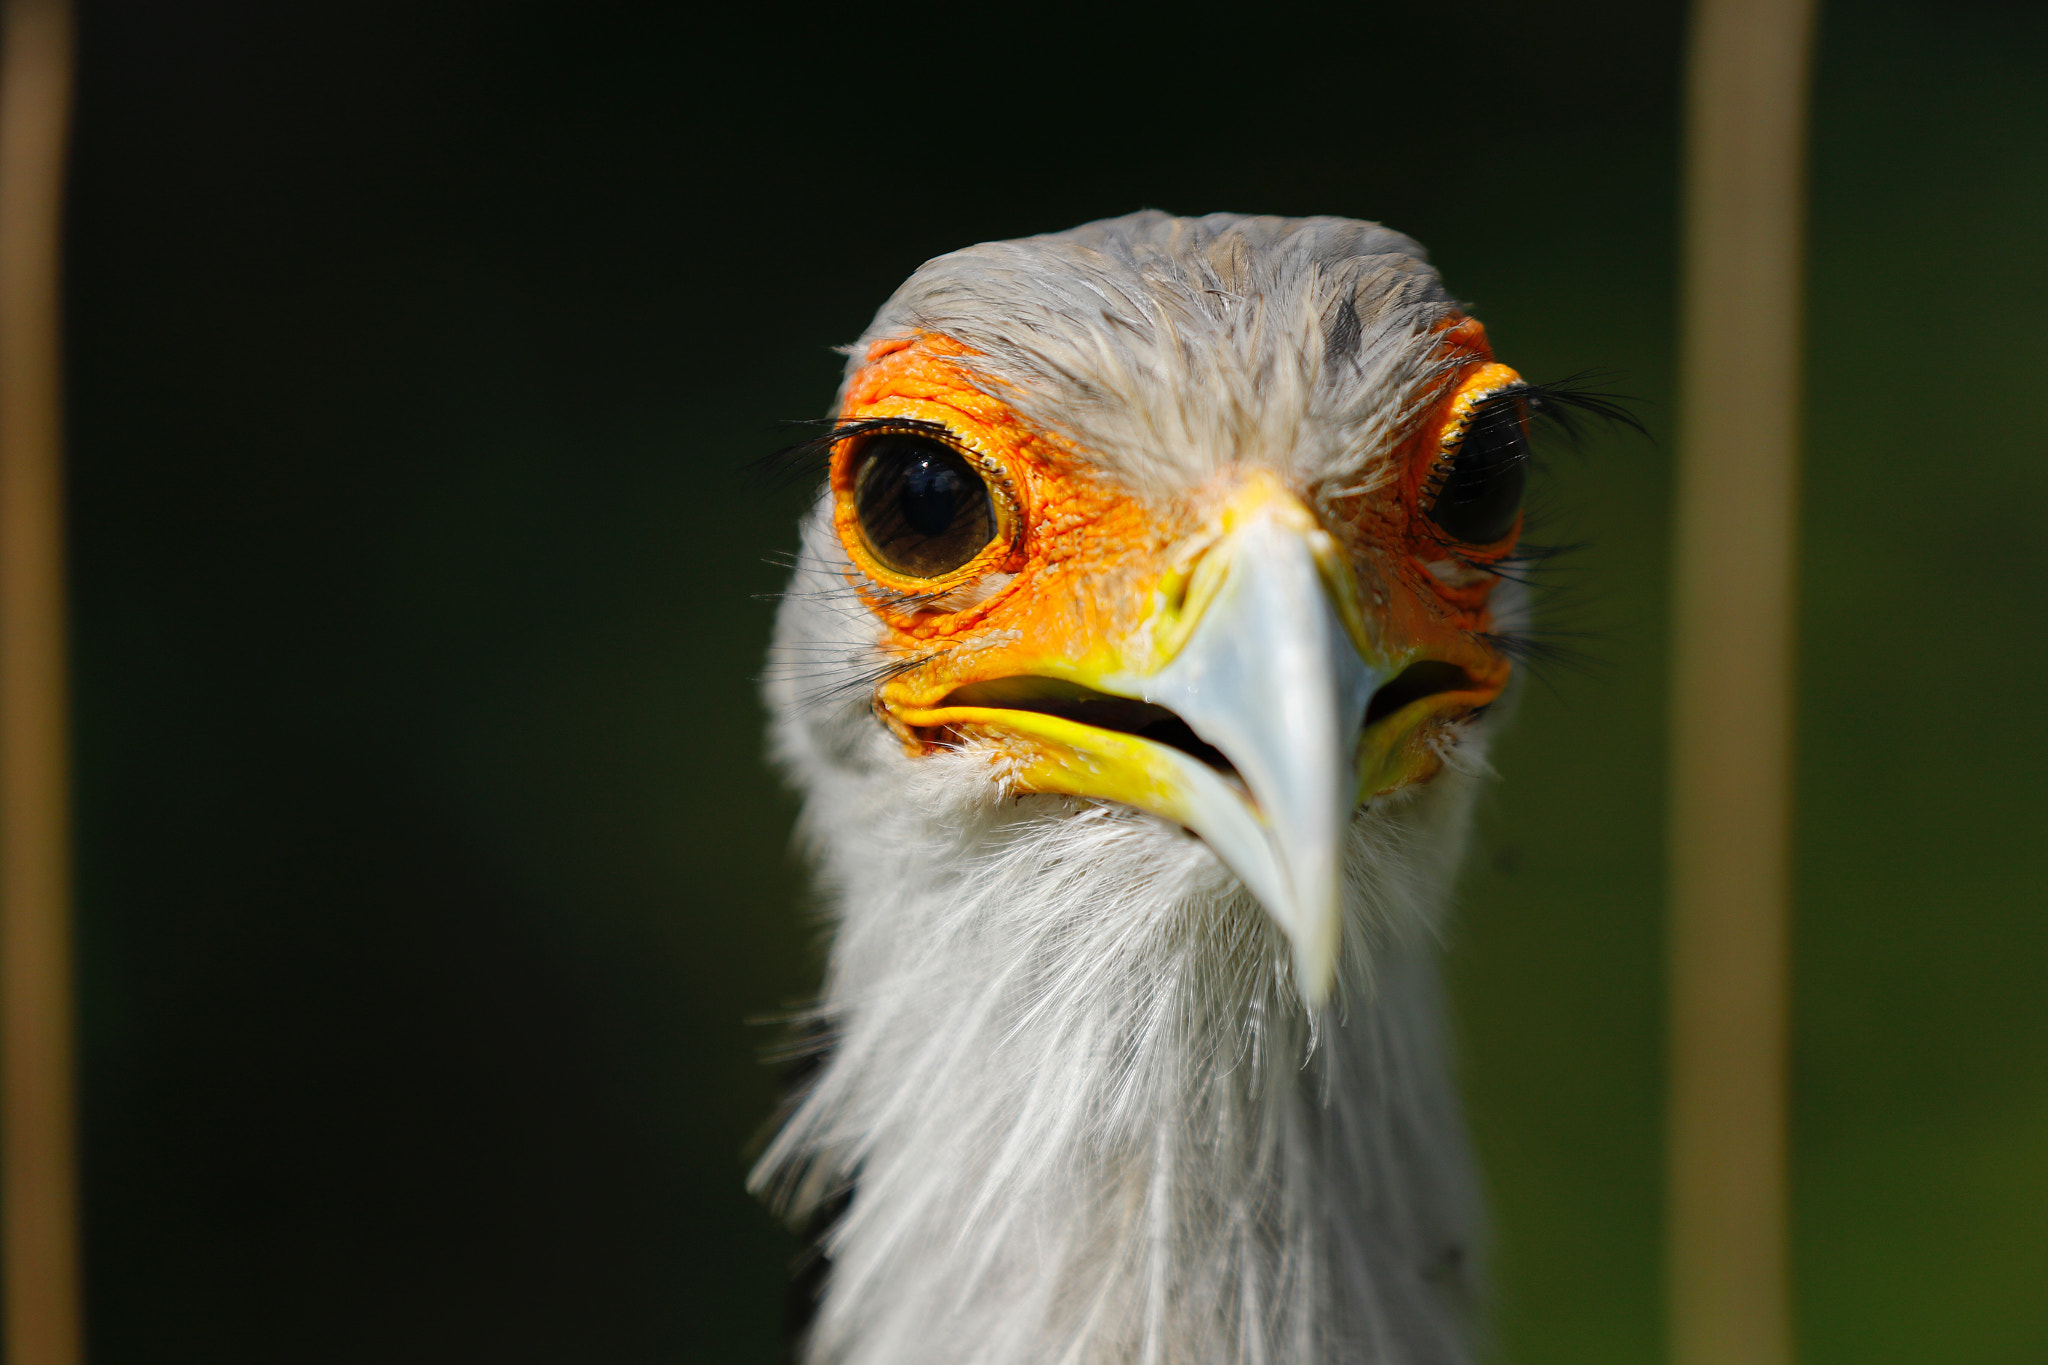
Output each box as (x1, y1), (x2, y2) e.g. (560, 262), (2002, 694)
(890, 476), (1481, 1006)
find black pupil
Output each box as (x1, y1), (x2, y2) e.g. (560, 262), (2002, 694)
(852, 434), (996, 578)
(1427, 402), (1528, 545)
(900, 452), (968, 535)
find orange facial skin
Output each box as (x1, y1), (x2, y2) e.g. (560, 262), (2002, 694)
(828, 318), (1526, 798)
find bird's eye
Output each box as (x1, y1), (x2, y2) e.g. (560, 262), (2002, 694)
(851, 433), (1000, 579)
(1426, 397), (1528, 545)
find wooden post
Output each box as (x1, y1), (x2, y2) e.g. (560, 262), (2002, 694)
(1668, 2), (1818, 1364)
(0, 0), (81, 1361)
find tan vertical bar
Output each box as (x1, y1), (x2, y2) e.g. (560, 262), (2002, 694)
(0, 0), (80, 1361)
(1668, 1), (1818, 1364)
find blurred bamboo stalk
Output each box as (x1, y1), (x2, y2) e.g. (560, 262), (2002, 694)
(1669, 1), (1819, 1364)
(0, 0), (80, 1362)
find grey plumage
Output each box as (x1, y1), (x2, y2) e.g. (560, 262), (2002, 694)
(755, 212), (1520, 1364)
(849, 211), (1457, 495)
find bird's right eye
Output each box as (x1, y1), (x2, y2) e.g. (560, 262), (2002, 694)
(851, 433), (1000, 579)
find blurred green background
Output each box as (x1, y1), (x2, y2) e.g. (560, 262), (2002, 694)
(61, 0), (2044, 1360)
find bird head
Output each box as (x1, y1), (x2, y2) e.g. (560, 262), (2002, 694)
(771, 212), (1538, 1008)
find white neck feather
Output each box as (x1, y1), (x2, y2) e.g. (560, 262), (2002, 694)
(754, 726), (1489, 1365)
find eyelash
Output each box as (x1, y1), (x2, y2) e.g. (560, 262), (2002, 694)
(754, 415), (960, 488)
(1514, 375), (1644, 444)
(1415, 374), (1643, 518)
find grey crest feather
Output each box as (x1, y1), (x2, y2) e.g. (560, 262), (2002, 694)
(847, 210), (1461, 494)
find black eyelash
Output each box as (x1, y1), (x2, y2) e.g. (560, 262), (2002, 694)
(1516, 372), (1646, 444)
(1443, 536), (1586, 588)
(1428, 373), (1641, 483)
(1453, 533), (1607, 695)
(1424, 372), (1643, 565)
(1472, 625), (1607, 699)
(754, 415), (958, 486)
(1450, 375), (1643, 690)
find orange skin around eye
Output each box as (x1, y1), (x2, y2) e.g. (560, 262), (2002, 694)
(1340, 317), (1527, 672)
(829, 337), (1190, 735)
(829, 323), (1522, 772)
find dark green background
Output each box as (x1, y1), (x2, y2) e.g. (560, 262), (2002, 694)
(61, 0), (2045, 1360)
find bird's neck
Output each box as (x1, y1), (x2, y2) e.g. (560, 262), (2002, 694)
(756, 773), (1486, 1365)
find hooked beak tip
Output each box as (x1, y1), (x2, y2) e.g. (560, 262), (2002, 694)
(1293, 937), (1339, 1009)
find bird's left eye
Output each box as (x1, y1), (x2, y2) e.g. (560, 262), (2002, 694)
(1425, 395), (1529, 545)
(851, 433), (1000, 579)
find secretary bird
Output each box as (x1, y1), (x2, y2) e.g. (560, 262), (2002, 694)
(753, 210), (1619, 1364)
